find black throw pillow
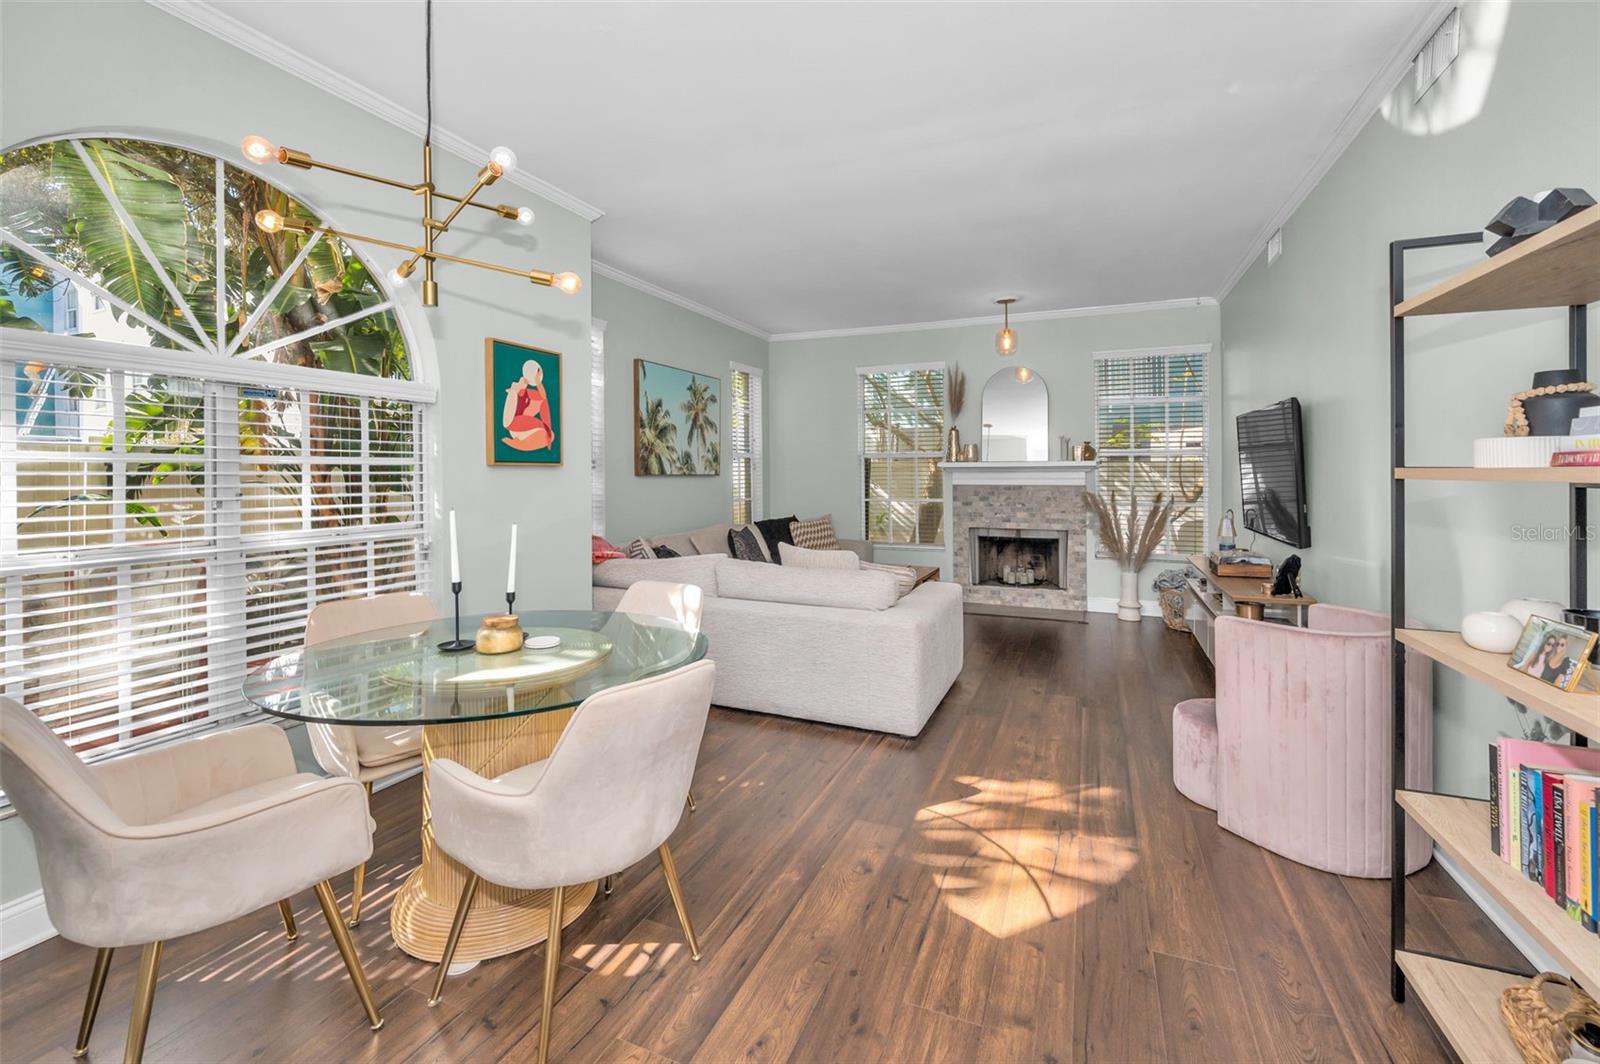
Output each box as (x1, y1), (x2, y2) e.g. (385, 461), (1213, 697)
(653, 545), (680, 558)
(727, 526), (767, 563)
(754, 515), (798, 564)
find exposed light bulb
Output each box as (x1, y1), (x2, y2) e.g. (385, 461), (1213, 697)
(389, 266), (411, 287)
(996, 327), (1017, 356)
(552, 271), (583, 295)
(515, 206), (536, 226)
(1014, 366), (1033, 383)
(240, 135), (277, 163)
(254, 209), (285, 234)
(488, 145), (517, 176)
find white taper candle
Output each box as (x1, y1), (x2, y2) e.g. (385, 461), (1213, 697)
(448, 510), (460, 585)
(507, 524), (518, 594)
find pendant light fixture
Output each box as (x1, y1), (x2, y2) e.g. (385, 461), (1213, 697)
(239, 0), (579, 307)
(995, 298), (1018, 356)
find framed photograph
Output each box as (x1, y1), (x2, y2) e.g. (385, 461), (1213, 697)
(485, 338), (561, 466)
(634, 358), (720, 476)
(1507, 614), (1597, 692)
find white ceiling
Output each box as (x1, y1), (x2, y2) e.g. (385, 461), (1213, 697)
(182, 1), (1441, 335)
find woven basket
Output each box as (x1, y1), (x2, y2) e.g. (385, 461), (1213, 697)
(1500, 972), (1600, 1064)
(1158, 587), (1189, 632)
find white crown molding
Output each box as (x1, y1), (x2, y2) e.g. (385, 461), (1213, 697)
(769, 296), (1217, 343)
(142, 0), (604, 222)
(591, 261), (771, 340)
(0, 890), (56, 960)
(1212, 0), (1455, 302)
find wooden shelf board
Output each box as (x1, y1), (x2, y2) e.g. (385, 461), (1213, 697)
(1396, 791), (1600, 990)
(1394, 951), (1523, 1063)
(1395, 466), (1600, 484)
(1397, 629), (1599, 739)
(1394, 206), (1600, 316)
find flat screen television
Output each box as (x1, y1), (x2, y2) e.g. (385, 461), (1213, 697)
(1237, 397), (1310, 548)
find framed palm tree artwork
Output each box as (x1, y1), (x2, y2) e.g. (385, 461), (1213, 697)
(486, 338), (562, 466)
(634, 359), (720, 476)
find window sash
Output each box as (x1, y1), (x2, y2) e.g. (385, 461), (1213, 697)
(858, 365), (945, 545)
(1092, 348), (1209, 558)
(2, 356), (429, 773)
(730, 364), (763, 525)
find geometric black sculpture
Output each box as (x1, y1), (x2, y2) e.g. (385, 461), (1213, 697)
(1485, 187), (1596, 256)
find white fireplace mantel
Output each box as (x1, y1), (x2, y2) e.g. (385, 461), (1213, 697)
(939, 461), (1097, 585)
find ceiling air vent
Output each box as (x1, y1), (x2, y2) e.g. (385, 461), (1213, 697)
(1413, 8), (1461, 102)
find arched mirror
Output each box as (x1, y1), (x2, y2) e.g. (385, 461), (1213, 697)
(980, 366), (1048, 460)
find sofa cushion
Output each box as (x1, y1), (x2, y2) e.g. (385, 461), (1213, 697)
(687, 524), (734, 556)
(779, 542), (861, 571)
(861, 560), (917, 597)
(715, 559), (898, 611)
(727, 525), (770, 562)
(790, 515), (841, 552)
(625, 537), (655, 560)
(755, 515), (798, 562)
(593, 554), (724, 593)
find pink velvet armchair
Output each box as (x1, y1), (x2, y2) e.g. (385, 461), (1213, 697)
(1172, 604), (1433, 877)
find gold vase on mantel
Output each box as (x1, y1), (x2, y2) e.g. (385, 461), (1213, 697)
(947, 426), (962, 462)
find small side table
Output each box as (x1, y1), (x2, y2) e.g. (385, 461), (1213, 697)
(908, 565), (941, 589)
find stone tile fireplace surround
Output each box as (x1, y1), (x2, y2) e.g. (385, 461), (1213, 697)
(940, 461), (1095, 613)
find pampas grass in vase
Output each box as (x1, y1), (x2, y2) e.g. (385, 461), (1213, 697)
(1086, 482), (1198, 621)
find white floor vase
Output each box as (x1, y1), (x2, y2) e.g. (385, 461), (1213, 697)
(1118, 570), (1142, 622)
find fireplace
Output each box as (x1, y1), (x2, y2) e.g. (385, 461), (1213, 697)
(968, 527), (1069, 590)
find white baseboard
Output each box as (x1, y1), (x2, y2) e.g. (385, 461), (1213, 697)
(1086, 596), (1162, 617)
(1433, 846), (1558, 974)
(0, 889), (56, 960)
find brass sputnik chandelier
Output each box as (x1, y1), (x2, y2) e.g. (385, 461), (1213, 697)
(239, 0), (579, 307)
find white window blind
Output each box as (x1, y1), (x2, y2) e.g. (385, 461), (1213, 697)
(1, 357), (428, 763)
(858, 363), (945, 545)
(1092, 346), (1209, 557)
(590, 322), (606, 537)
(730, 363), (763, 524)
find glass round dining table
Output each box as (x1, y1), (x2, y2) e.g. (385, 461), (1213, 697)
(242, 610), (707, 965)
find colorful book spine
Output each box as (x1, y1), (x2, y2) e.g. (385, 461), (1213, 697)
(1591, 804), (1599, 934)
(1496, 741), (1600, 864)
(1546, 772), (1563, 901)
(1552, 450), (1600, 467)
(1522, 768), (1543, 885)
(1490, 742), (1503, 857)
(1566, 784), (1584, 920)
(1583, 800), (1596, 931)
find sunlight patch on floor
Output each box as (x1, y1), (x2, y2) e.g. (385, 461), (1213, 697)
(570, 940), (683, 976)
(914, 775), (1137, 938)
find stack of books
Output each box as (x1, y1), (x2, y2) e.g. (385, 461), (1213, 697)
(1489, 737), (1600, 933)
(1208, 553), (1272, 579)
(1552, 404), (1600, 467)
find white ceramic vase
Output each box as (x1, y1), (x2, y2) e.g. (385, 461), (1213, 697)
(1460, 611), (1523, 654)
(1118, 570), (1141, 622)
(1500, 598), (1566, 628)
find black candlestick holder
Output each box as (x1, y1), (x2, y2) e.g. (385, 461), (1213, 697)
(437, 581), (474, 653)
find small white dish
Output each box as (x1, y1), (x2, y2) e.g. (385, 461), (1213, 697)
(524, 635), (562, 650)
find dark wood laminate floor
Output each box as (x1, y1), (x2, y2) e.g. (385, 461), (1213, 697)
(1, 615), (1528, 1063)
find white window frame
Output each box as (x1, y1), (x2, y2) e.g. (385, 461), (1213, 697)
(857, 361), (946, 547)
(0, 133), (436, 805)
(590, 319), (606, 538)
(1091, 344), (1211, 561)
(729, 361), (763, 525)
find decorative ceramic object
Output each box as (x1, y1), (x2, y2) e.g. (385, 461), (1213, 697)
(1473, 436), (1574, 468)
(525, 634), (562, 650)
(1461, 611), (1523, 654)
(1485, 187), (1595, 256)
(946, 425), (962, 462)
(1117, 570), (1141, 622)
(1505, 369), (1596, 437)
(962, 443), (980, 462)
(1501, 598), (1567, 628)
(474, 614), (525, 655)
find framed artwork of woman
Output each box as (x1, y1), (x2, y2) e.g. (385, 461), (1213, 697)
(485, 338), (562, 466)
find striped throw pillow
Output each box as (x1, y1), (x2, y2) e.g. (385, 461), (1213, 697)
(625, 537), (656, 560)
(861, 561), (917, 598)
(790, 515), (841, 552)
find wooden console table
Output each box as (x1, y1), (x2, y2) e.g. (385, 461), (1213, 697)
(1183, 553), (1316, 663)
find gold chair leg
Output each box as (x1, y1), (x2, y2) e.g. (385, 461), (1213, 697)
(602, 873), (616, 897)
(537, 884), (565, 1064)
(347, 782), (373, 926)
(122, 941), (162, 1064)
(428, 872), (480, 1007)
(686, 791), (697, 813)
(73, 947), (114, 1058)
(313, 880), (384, 1031)
(277, 899), (298, 941)
(657, 843), (701, 961)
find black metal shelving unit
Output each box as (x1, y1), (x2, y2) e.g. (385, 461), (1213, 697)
(1389, 218), (1596, 1021)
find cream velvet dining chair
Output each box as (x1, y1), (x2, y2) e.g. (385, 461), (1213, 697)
(303, 591), (435, 925)
(0, 698), (384, 1064)
(616, 580), (705, 818)
(426, 659), (716, 1064)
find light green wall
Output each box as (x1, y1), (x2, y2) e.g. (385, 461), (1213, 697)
(1, 0), (594, 904)
(592, 274), (769, 544)
(1219, 0), (1599, 797)
(766, 302), (1222, 602)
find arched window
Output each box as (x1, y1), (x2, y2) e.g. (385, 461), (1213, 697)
(0, 135), (432, 767)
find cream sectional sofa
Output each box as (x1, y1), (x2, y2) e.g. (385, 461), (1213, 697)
(592, 538), (963, 736)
